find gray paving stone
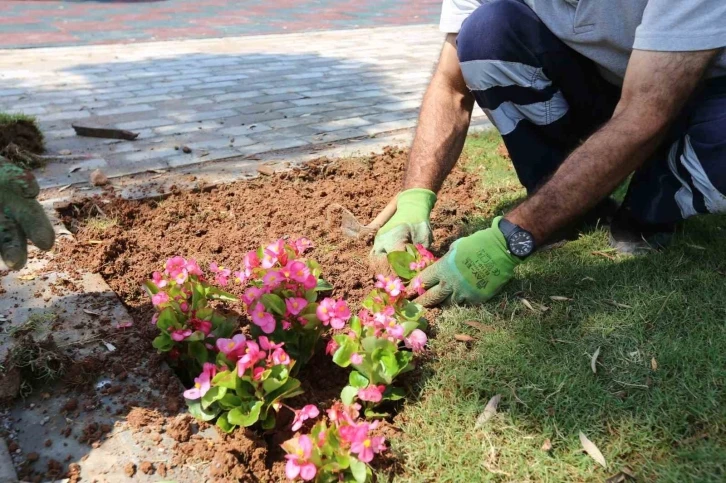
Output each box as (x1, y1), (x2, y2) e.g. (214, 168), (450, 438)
(41, 110), (91, 122)
(153, 120), (223, 135)
(116, 117), (174, 130)
(311, 117), (372, 132)
(94, 104), (155, 116)
(171, 109), (239, 122)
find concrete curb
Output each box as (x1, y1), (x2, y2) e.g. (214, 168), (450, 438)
(0, 439), (18, 483)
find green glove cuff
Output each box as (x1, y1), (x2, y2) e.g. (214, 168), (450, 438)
(396, 188), (437, 216)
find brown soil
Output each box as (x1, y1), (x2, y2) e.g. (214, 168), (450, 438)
(50, 146), (486, 480)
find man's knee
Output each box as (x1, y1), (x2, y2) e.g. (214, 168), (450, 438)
(680, 130), (726, 215)
(456, 0), (534, 64)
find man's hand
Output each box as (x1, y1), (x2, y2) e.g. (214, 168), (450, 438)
(0, 156), (55, 270)
(414, 217), (520, 307)
(372, 188), (436, 256)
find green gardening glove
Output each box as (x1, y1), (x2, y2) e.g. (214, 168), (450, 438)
(0, 156), (55, 270)
(414, 216), (521, 307)
(372, 188), (437, 257)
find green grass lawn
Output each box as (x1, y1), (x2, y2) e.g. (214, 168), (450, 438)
(387, 131), (726, 482)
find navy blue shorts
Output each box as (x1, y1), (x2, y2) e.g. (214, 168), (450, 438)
(456, 0), (726, 224)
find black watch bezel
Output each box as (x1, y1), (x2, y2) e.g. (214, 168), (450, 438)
(499, 218), (535, 259)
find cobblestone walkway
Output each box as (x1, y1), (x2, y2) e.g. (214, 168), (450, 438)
(0, 0), (442, 49)
(0, 25), (489, 191)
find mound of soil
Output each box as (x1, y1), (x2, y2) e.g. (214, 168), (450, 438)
(51, 146), (486, 479)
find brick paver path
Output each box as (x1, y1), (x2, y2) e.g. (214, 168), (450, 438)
(0, 25), (489, 190)
(0, 0), (442, 49)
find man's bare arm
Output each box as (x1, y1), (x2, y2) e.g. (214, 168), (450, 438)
(403, 33), (475, 191)
(507, 49), (719, 243)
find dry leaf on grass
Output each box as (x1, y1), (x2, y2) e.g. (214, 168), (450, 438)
(591, 347), (601, 374)
(521, 298), (536, 312)
(605, 467), (636, 483)
(455, 334), (475, 343)
(541, 438), (552, 452)
(475, 394), (501, 429)
(579, 431), (607, 468)
(18, 274), (37, 281)
(549, 295), (572, 301)
(651, 358), (658, 371)
(606, 300), (632, 309)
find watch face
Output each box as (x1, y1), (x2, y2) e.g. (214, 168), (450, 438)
(508, 231), (534, 257)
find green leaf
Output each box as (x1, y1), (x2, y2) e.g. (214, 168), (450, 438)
(261, 293), (286, 316)
(212, 370), (238, 390)
(349, 371), (369, 389)
(395, 351), (415, 375)
(341, 385), (359, 406)
(349, 316), (362, 337)
(207, 286), (238, 302)
(361, 336), (395, 355)
(262, 365), (289, 393)
(383, 386), (406, 401)
(187, 341), (208, 365)
(364, 407), (390, 419)
(185, 330), (206, 342)
(212, 317), (237, 339)
(261, 410), (276, 430)
(218, 393), (242, 410)
(155, 307), (177, 331)
(201, 385), (227, 410)
(315, 279), (334, 292)
(265, 377), (303, 404)
(333, 335), (359, 368)
(216, 413), (235, 433)
(143, 280), (160, 296)
(191, 282), (206, 310)
(399, 300), (424, 322)
(186, 398), (219, 422)
(152, 333), (173, 352)
(227, 401), (263, 427)
(378, 351), (398, 384)
(387, 251), (416, 280)
(349, 456), (367, 483)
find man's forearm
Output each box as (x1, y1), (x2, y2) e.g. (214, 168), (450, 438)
(507, 115), (662, 243)
(403, 35), (475, 192)
(507, 49), (718, 244)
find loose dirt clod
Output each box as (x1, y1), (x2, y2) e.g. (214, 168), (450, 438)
(124, 462), (136, 477)
(90, 169), (109, 186)
(139, 461), (155, 475)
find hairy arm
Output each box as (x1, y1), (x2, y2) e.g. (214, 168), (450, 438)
(403, 33), (475, 191)
(507, 49), (719, 243)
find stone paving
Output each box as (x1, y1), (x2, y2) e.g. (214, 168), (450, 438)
(0, 25), (490, 193)
(0, 0), (442, 49)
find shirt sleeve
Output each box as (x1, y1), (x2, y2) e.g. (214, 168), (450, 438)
(440, 0), (483, 33)
(634, 0), (726, 51)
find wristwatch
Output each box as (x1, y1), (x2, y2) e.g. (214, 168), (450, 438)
(498, 218), (535, 259)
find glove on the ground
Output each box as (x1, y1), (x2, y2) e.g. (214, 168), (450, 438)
(414, 216), (520, 307)
(0, 156), (55, 270)
(372, 188), (436, 256)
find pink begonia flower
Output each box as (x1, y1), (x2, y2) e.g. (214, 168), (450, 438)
(284, 260), (311, 284)
(179, 301), (190, 313)
(258, 336), (284, 351)
(285, 297), (308, 316)
(292, 237), (314, 255)
(340, 422), (386, 463)
(252, 366), (266, 381)
(350, 353), (363, 365)
(291, 404), (319, 431)
(410, 260), (427, 271)
(325, 338), (339, 356)
(385, 321), (405, 340)
(372, 306), (395, 329)
(272, 347), (291, 366)
(238, 341), (265, 375)
(151, 271), (167, 288)
(405, 329), (427, 352)
(233, 270), (246, 285)
(415, 243), (436, 262)
(150, 313), (159, 326)
(151, 291), (169, 306)
(251, 302), (276, 334)
(185, 258), (204, 277)
(282, 320), (292, 330)
(327, 401), (361, 426)
(243, 250), (261, 278)
(209, 262), (232, 286)
(183, 363), (217, 400)
(375, 274), (405, 297)
(242, 286), (265, 306)
(285, 435), (317, 481)
(261, 239), (287, 269)
(262, 270), (283, 289)
(171, 328), (192, 341)
(216, 334), (246, 359)
(410, 276), (425, 295)
(191, 318), (212, 336)
(316, 298), (351, 329)
(358, 384), (386, 403)
(164, 256), (191, 284)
